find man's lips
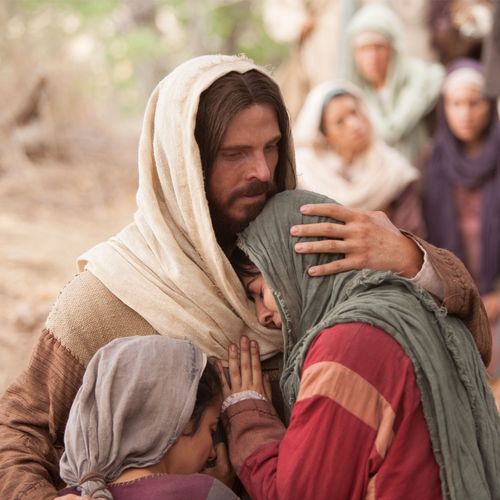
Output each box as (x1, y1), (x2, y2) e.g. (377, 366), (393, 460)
(241, 192), (267, 199)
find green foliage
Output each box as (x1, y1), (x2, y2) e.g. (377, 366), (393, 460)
(9, 0), (289, 114)
(22, 0), (118, 17)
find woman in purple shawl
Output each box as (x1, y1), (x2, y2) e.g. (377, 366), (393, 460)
(423, 59), (500, 385)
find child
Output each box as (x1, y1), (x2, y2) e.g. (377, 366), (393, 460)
(57, 335), (237, 500)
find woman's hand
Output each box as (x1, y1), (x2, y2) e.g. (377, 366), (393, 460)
(291, 203), (423, 278)
(218, 336), (272, 400)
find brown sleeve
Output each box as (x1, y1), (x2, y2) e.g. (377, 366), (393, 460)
(222, 399), (285, 474)
(412, 235), (492, 366)
(0, 329), (84, 500)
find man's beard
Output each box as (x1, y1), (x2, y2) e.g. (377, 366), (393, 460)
(209, 180), (275, 249)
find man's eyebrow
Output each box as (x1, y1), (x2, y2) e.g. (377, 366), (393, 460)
(266, 134), (282, 144)
(219, 144), (251, 151)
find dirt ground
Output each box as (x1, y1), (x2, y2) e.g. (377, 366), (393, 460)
(0, 131), (139, 393)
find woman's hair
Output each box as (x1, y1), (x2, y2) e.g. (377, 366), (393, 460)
(186, 359), (223, 436)
(229, 247), (260, 280)
(195, 69), (292, 193)
(319, 90), (354, 136)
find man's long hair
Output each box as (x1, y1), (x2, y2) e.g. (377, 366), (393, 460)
(194, 70), (292, 193)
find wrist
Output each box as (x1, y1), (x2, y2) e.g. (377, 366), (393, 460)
(397, 233), (424, 278)
(222, 390), (266, 413)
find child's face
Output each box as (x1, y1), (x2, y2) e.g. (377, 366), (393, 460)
(163, 399), (221, 474)
(241, 271), (282, 329)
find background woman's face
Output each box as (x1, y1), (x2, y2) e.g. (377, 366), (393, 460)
(322, 95), (371, 159)
(354, 40), (392, 88)
(444, 86), (491, 144)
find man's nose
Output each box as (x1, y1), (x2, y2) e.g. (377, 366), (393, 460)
(250, 151), (272, 182)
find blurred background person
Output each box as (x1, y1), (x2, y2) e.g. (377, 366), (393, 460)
(342, 3), (444, 164)
(430, 0), (494, 65)
(423, 59), (500, 382)
(262, 0), (353, 119)
(262, 0), (438, 121)
(294, 80), (425, 236)
(482, 0), (500, 97)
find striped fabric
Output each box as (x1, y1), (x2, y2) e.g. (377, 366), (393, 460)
(232, 322), (442, 500)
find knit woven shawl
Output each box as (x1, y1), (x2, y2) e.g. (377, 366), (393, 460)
(343, 4), (444, 162)
(77, 55), (296, 361)
(237, 189), (500, 500)
(59, 336), (206, 499)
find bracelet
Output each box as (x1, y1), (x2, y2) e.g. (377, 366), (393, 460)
(222, 390), (266, 413)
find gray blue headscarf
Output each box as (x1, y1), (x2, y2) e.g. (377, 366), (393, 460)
(60, 335), (207, 499)
(237, 189), (500, 500)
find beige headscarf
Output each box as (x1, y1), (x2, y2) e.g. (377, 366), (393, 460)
(294, 80), (419, 211)
(78, 55), (296, 360)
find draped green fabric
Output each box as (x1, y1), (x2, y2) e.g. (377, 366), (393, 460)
(237, 189), (500, 500)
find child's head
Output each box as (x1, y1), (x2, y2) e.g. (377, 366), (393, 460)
(60, 336), (222, 496)
(161, 359), (223, 474)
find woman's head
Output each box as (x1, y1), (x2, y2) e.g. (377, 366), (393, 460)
(293, 81), (373, 159)
(442, 62), (493, 147)
(235, 190), (349, 352)
(231, 247), (281, 329)
(320, 92), (371, 159)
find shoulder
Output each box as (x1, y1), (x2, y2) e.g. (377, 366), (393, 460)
(46, 270), (155, 366)
(302, 323), (416, 396)
(306, 322), (410, 366)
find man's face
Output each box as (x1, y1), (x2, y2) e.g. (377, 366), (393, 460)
(206, 104), (281, 239)
(354, 40), (392, 88)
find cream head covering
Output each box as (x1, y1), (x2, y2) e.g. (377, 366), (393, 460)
(77, 55), (296, 361)
(60, 335), (207, 499)
(293, 80), (419, 211)
(442, 67), (485, 96)
(346, 3), (404, 55)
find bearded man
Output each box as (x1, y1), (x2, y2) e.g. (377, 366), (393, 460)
(0, 55), (491, 500)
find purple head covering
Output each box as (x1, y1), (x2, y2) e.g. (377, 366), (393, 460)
(424, 59), (500, 294)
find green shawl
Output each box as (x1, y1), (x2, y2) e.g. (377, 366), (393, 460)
(237, 190), (500, 500)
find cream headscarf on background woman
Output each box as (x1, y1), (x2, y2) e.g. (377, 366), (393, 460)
(75, 55), (296, 361)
